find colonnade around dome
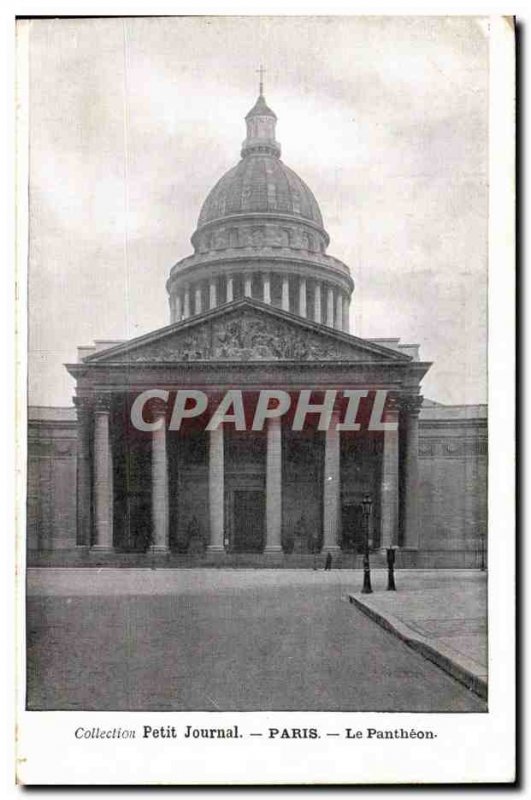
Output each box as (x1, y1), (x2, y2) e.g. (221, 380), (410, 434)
(168, 272), (351, 332)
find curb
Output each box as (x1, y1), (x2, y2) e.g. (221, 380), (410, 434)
(348, 594), (487, 701)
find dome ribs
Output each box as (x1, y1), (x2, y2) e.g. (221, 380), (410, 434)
(196, 95), (324, 229)
(197, 155), (325, 227)
(227, 162), (245, 215)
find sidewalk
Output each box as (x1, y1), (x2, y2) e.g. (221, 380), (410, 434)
(348, 569), (487, 700)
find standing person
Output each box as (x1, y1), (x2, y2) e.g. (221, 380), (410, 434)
(324, 552), (332, 571)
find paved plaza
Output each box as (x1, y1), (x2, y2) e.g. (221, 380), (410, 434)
(26, 569), (486, 712)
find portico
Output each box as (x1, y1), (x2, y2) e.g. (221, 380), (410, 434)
(68, 298), (429, 559)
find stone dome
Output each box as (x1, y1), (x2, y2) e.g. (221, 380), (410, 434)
(167, 88), (354, 333)
(197, 156), (324, 229)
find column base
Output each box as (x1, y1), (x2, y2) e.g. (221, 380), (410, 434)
(151, 545), (170, 553)
(264, 545), (283, 553)
(323, 545), (341, 553)
(207, 545), (225, 553)
(91, 545), (114, 552)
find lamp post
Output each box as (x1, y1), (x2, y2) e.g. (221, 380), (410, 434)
(361, 493), (373, 594)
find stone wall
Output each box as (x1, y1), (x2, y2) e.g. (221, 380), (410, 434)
(415, 403), (488, 567)
(27, 407), (77, 551)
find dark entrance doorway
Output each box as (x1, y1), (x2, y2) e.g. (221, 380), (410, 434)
(232, 490), (265, 552)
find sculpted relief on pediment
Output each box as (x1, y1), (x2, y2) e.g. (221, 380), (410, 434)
(113, 310), (376, 363)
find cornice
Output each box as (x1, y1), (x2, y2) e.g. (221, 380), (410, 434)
(192, 211), (329, 244)
(167, 251), (354, 293)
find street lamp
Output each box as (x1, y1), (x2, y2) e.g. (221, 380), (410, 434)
(361, 493), (373, 594)
(386, 546), (397, 591)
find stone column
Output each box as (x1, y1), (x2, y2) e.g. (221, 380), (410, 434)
(265, 417), (282, 553)
(74, 396), (92, 547)
(183, 286), (191, 319)
(314, 282), (322, 323)
(209, 279), (217, 310)
(299, 278), (307, 318)
(93, 396), (113, 550)
(323, 410), (341, 552)
(208, 426), (225, 552)
(151, 401), (169, 552)
(282, 276), (290, 311)
(263, 273), (271, 304)
(244, 275), (253, 297)
(335, 291), (343, 331)
(380, 396), (400, 549)
(195, 283), (202, 314)
(326, 286), (334, 327)
(343, 295), (350, 333)
(402, 395), (423, 549)
(226, 275), (234, 302)
(175, 294), (182, 323)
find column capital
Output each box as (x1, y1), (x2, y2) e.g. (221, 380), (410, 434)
(73, 395), (93, 414)
(400, 394), (424, 416)
(93, 394), (113, 413)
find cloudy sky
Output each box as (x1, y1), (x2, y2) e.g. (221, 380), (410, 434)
(26, 16), (488, 406)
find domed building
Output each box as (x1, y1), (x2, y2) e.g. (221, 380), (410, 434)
(27, 85), (487, 569)
(166, 90), (353, 331)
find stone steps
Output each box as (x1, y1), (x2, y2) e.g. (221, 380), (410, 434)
(26, 548), (485, 569)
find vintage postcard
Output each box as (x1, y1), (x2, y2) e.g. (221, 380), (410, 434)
(15, 13), (515, 785)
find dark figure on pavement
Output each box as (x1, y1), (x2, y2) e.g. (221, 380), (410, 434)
(324, 552), (333, 571)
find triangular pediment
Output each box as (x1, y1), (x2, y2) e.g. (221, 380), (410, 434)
(83, 299), (411, 364)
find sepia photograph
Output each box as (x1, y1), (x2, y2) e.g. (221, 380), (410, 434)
(16, 12), (515, 785)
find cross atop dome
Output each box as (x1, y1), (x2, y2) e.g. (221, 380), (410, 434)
(257, 64), (266, 96)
